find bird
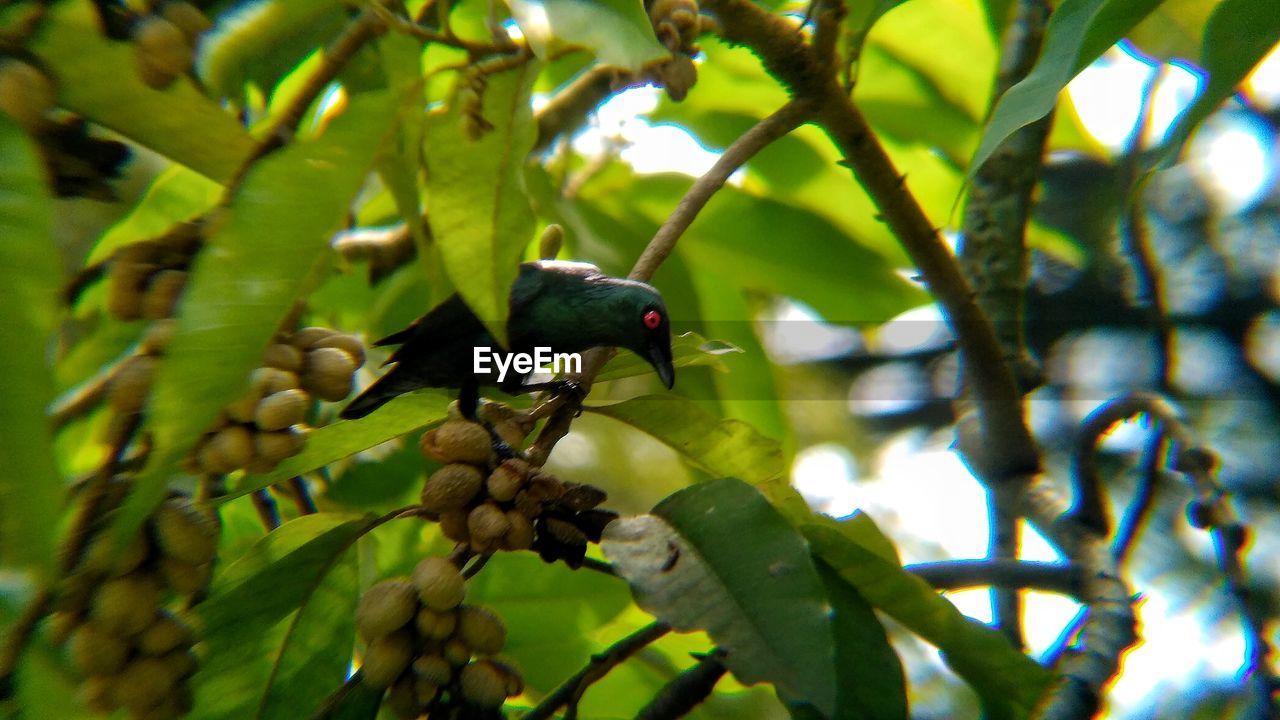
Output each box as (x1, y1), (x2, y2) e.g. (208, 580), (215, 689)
(340, 260), (675, 420)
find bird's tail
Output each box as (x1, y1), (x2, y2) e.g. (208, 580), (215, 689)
(339, 370), (417, 420)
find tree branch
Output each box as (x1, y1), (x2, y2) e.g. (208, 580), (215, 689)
(634, 649), (729, 720)
(907, 559), (1084, 597)
(524, 622), (672, 720)
(533, 66), (627, 153)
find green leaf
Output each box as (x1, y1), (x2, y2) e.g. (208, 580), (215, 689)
(595, 331), (741, 383)
(506, 0), (669, 71)
(1128, 0), (1224, 60)
(1162, 0), (1280, 154)
(311, 673), (382, 720)
(462, 552), (633, 691)
(227, 391), (451, 501)
(194, 513), (370, 720)
(30, 1), (253, 182)
(587, 395), (785, 484)
(88, 166), (223, 265)
(802, 523), (1053, 720)
(425, 62), (540, 346)
(815, 561), (908, 720)
(198, 0), (349, 100)
(602, 478), (837, 715)
(109, 90), (402, 548)
(0, 115), (61, 578)
(968, 0), (1162, 177)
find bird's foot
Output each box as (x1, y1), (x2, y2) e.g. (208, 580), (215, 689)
(522, 379), (588, 417)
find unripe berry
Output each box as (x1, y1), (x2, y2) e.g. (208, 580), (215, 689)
(438, 510), (470, 544)
(486, 459), (529, 502)
(457, 605), (506, 655)
(355, 579), (418, 642)
(197, 425), (253, 474)
(413, 654), (453, 685)
(502, 510), (534, 551)
(92, 575), (160, 636)
(261, 343), (304, 373)
(153, 497), (218, 565)
(115, 656), (177, 713)
(79, 673), (119, 714)
(107, 355), (156, 415)
(421, 464), (484, 513)
(288, 326), (337, 349)
(158, 557), (211, 596)
(415, 607), (457, 640)
(253, 427), (307, 464)
(442, 637), (471, 666)
(0, 59), (55, 132)
(459, 659), (508, 708)
(301, 347), (356, 401)
(132, 16), (193, 89)
(419, 420), (493, 465)
(252, 366), (300, 396)
(414, 676), (440, 706)
(310, 333), (366, 368)
(254, 388), (309, 431)
(69, 622), (130, 675)
(412, 557), (465, 611)
(361, 630), (414, 689)
(83, 529), (149, 577)
(138, 612), (193, 656)
(468, 504), (510, 553)
(384, 674), (419, 719)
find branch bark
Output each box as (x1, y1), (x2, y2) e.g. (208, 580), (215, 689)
(907, 559), (1084, 597)
(524, 622), (672, 720)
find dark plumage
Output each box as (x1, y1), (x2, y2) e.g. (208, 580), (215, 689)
(340, 261), (674, 420)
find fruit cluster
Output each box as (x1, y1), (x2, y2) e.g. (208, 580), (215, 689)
(104, 225), (203, 322)
(357, 558), (523, 718)
(57, 497), (219, 719)
(187, 326), (366, 475)
(419, 418), (616, 568)
(131, 2), (212, 89)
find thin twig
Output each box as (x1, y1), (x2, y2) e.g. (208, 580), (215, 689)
(285, 477), (318, 515)
(309, 670), (367, 720)
(524, 622), (672, 720)
(634, 649), (729, 720)
(0, 588), (52, 701)
(578, 556), (617, 576)
(907, 559), (1084, 597)
(1111, 430), (1166, 565)
(462, 553), (491, 579)
(533, 66), (626, 153)
(371, 3), (519, 55)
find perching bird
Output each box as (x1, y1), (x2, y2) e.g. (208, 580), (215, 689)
(340, 261), (675, 420)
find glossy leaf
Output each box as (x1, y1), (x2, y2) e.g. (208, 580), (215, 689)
(0, 116), (61, 578)
(587, 394), (785, 483)
(595, 331), (741, 382)
(1128, 0), (1223, 60)
(194, 513), (370, 720)
(228, 391), (451, 500)
(802, 523), (1054, 720)
(31, 1), (253, 181)
(88, 166), (223, 264)
(110, 90), (401, 547)
(425, 62), (540, 345)
(506, 0), (669, 71)
(969, 0), (1162, 176)
(816, 561), (908, 720)
(602, 478), (837, 715)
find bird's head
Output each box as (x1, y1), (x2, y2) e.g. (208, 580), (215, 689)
(606, 281), (675, 389)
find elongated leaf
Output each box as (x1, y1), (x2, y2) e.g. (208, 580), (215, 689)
(587, 395), (785, 484)
(1162, 0), (1280, 154)
(228, 391), (450, 500)
(195, 513), (370, 720)
(968, 0), (1162, 176)
(426, 63), (540, 345)
(462, 553), (632, 691)
(802, 523), (1053, 720)
(602, 478), (837, 715)
(0, 116), (61, 578)
(110, 90), (401, 547)
(816, 561), (908, 720)
(595, 331), (740, 382)
(30, 1), (253, 182)
(506, 0), (669, 71)
(198, 0), (349, 100)
(88, 166), (223, 264)
(312, 673), (382, 720)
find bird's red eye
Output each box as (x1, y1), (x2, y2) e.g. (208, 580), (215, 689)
(643, 309), (662, 330)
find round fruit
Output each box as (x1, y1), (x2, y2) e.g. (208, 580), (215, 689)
(467, 504), (510, 550)
(486, 459), (528, 502)
(413, 654), (453, 685)
(141, 269), (186, 319)
(261, 343), (304, 373)
(141, 319), (177, 355)
(420, 464), (484, 513)
(288, 326), (336, 349)
(92, 575), (159, 636)
(138, 612), (193, 656)
(107, 355), (156, 415)
(136, 684), (194, 720)
(459, 660), (508, 708)
(0, 59), (55, 131)
(415, 606), (457, 640)
(252, 366), (300, 396)
(422, 421), (493, 465)
(253, 427), (307, 464)
(133, 16), (193, 89)
(355, 579), (418, 642)
(160, 1), (213, 38)
(384, 674), (419, 719)
(502, 510), (534, 551)
(442, 638), (471, 667)
(438, 510), (470, 544)
(83, 529), (149, 577)
(80, 673), (119, 714)
(254, 388), (309, 431)
(411, 557), (465, 611)
(197, 425), (254, 474)
(310, 333), (366, 368)
(153, 498), (218, 565)
(69, 622), (129, 675)
(457, 605), (506, 655)
(414, 676), (440, 706)
(361, 630), (414, 689)
(301, 347), (356, 401)
(224, 384), (265, 424)
(114, 656), (176, 712)
(158, 557), (211, 596)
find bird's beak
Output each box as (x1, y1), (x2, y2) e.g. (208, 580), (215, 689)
(648, 343), (675, 389)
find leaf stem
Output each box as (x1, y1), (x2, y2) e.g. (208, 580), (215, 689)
(523, 622), (672, 720)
